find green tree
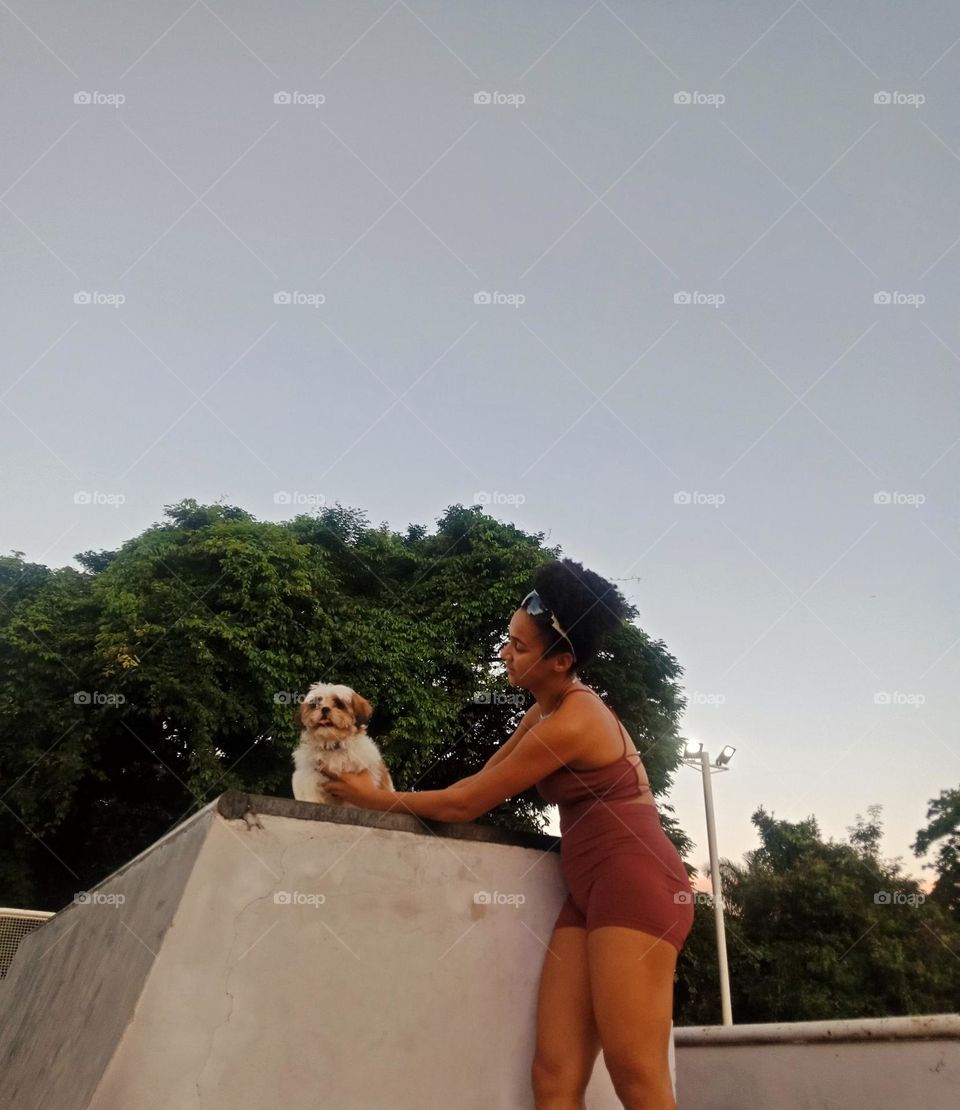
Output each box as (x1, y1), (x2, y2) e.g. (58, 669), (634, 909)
(675, 805), (960, 1025)
(913, 786), (960, 920)
(0, 499), (691, 912)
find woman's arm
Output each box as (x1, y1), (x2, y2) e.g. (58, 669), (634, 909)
(448, 705), (538, 790)
(369, 706), (539, 822)
(369, 787), (467, 823)
(456, 711), (583, 823)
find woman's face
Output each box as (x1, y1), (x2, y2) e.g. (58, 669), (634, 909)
(500, 608), (567, 686)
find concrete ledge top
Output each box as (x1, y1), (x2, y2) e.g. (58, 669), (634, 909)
(217, 790), (562, 854)
(674, 1012), (960, 1046)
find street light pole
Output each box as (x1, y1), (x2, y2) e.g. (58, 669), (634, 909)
(683, 742), (736, 1026)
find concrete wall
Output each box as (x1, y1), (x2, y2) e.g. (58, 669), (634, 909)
(6, 789), (951, 1108)
(0, 806), (214, 1110)
(675, 1014), (960, 1109)
(0, 792), (647, 1110)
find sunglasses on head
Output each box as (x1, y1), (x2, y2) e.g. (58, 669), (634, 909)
(520, 590), (576, 660)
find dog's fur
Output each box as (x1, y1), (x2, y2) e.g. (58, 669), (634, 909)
(291, 682), (394, 806)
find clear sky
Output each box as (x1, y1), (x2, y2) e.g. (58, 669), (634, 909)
(2, 2), (959, 884)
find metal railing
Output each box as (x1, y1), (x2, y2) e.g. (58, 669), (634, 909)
(0, 908), (54, 979)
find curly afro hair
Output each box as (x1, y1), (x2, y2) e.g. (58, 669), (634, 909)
(528, 558), (630, 670)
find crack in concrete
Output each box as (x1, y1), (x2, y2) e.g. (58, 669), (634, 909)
(194, 815), (293, 1106)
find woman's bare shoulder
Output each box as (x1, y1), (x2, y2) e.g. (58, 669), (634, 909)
(559, 684), (606, 717)
(559, 686), (638, 762)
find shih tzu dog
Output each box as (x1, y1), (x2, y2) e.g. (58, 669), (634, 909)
(291, 681), (395, 807)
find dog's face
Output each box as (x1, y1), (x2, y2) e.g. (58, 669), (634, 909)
(299, 682), (373, 744)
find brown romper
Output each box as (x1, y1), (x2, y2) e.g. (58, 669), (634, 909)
(535, 686), (695, 953)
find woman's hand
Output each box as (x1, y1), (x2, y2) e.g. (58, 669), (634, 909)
(316, 764), (383, 808)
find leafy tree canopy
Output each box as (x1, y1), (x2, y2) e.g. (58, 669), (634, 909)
(913, 787), (960, 919)
(675, 804), (960, 1025)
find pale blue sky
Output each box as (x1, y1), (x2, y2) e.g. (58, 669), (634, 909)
(2, 1), (959, 882)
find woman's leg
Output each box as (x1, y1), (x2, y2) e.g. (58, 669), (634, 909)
(587, 925), (679, 1110)
(531, 925), (602, 1110)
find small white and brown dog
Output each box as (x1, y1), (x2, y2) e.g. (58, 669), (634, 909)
(291, 681), (394, 806)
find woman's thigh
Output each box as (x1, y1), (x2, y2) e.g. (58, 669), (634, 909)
(532, 925), (602, 1089)
(586, 925), (677, 1077)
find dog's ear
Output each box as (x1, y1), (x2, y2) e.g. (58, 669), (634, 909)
(351, 692), (373, 729)
(296, 697), (309, 729)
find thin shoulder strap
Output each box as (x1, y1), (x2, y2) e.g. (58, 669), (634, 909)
(562, 687), (630, 755)
(607, 703), (650, 794)
(560, 686), (595, 701)
(561, 686), (647, 792)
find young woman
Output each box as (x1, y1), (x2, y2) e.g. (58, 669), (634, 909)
(319, 558), (694, 1109)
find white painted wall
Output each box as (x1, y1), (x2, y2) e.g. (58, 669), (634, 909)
(675, 1014), (960, 1109)
(2, 795), (668, 1109)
